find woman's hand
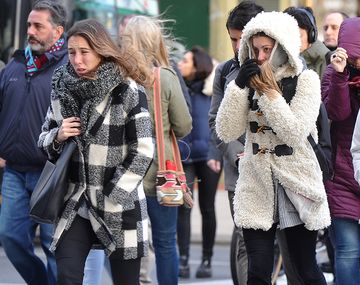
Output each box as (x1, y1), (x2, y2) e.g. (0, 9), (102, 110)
(56, 117), (81, 142)
(331, 47), (348, 73)
(235, 59), (261, 88)
(207, 159), (221, 173)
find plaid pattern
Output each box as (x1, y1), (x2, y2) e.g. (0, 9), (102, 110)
(38, 62), (154, 258)
(25, 38), (65, 76)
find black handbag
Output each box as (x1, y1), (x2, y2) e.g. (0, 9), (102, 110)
(29, 140), (77, 224)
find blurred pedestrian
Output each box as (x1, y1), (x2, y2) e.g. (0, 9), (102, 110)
(216, 11), (330, 285)
(38, 18), (154, 285)
(284, 6), (336, 280)
(117, 14), (191, 285)
(176, 45), (221, 279)
(323, 17), (360, 285)
(0, 1), (68, 284)
(323, 11), (349, 65)
(284, 6), (329, 79)
(323, 11), (349, 52)
(121, 15), (192, 285)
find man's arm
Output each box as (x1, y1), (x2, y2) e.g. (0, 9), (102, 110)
(209, 62), (227, 151)
(208, 61), (245, 168)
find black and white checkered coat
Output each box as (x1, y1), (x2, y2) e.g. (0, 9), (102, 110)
(38, 62), (154, 258)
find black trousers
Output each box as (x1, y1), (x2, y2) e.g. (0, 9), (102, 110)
(177, 161), (221, 258)
(243, 224), (327, 285)
(55, 215), (141, 285)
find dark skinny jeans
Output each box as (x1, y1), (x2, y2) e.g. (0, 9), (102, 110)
(243, 224), (327, 285)
(177, 161), (221, 259)
(55, 215), (141, 285)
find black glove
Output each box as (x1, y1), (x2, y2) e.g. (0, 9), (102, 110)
(235, 59), (261, 89)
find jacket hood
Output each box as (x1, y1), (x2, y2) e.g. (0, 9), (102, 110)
(238, 11), (303, 79)
(338, 17), (360, 59)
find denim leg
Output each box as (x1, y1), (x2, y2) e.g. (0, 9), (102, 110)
(83, 249), (105, 285)
(0, 167), (56, 285)
(330, 218), (360, 285)
(147, 196), (178, 285)
(177, 163), (195, 257)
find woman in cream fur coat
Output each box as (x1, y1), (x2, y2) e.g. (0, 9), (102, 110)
(216, 11), (330, 285)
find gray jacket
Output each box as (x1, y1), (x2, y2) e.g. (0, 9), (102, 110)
(209, 59), (245, 192)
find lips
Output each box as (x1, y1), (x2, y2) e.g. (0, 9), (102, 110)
(76, 68), (87, 76)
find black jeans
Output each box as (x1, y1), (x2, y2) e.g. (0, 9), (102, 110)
(177, 161), (221, 258)
(243, 224), (327, 285)
(55, 215), (141, 285)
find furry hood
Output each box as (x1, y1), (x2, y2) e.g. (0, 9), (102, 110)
(238, 11), (304, 79)
(338, 17), (360, 59)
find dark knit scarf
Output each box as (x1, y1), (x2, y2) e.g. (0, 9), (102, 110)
(52, 61), (124, 141)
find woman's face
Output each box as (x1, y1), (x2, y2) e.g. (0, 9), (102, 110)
(68, 35), (102, 77)
(251, 35), (275, 66)
(299, 28), (310, 52)
(178, 51), (196, 81)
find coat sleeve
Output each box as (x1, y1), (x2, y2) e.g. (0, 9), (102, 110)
(209, 63), (245, 163)
(103, 84), (154, 202)
(38, 101), (63, 160)
(258, 69), (321, 147)
(351, 111), (360, 185)
(215, 80), (249, 143)
(321, 64), (351, 121)
(209, 63), (226, 149)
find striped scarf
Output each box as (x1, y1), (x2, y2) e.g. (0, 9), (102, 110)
(25, 38), (65, 76)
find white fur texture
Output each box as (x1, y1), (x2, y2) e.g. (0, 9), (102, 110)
(238, 11), (303, 78)
(216, 12), (331, 231)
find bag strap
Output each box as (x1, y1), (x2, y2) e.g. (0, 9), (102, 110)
(153, 67), (183, 172)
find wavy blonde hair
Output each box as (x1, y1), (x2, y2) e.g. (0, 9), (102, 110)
(67, 18), (152, 87)
(120, 15), (172, 84)
(249, 61), (281, 94)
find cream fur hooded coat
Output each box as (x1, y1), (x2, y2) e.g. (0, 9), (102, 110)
(216, 11), (330, 231)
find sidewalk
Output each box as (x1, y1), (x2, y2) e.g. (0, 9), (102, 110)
(190, 188), (233, 245)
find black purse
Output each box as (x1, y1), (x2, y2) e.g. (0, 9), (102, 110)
(29, 140), (77, 224)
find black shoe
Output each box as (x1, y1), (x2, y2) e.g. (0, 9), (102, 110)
(195, 258), (212, 278)
(319, 261), (334, 273)
(179, 255), (190, 278)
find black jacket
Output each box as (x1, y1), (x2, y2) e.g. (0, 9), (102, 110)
(0, 41), (68, 171)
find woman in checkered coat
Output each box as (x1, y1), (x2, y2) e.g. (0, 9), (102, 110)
(38, 19), (154, 285)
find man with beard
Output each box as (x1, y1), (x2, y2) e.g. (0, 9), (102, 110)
(0, 1), (68, 284)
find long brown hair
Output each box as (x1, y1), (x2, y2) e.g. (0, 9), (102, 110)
(120, 15), (171, 73)
(67, 19), (152, 87)
(249, 61), (281, 94)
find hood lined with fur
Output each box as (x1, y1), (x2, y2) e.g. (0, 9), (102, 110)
(238, 11), (304, 80)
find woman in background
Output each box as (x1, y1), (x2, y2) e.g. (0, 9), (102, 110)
(177, 46), (222, 279)
(325, 17), (360, 285)
(121, 15), (192, 285)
